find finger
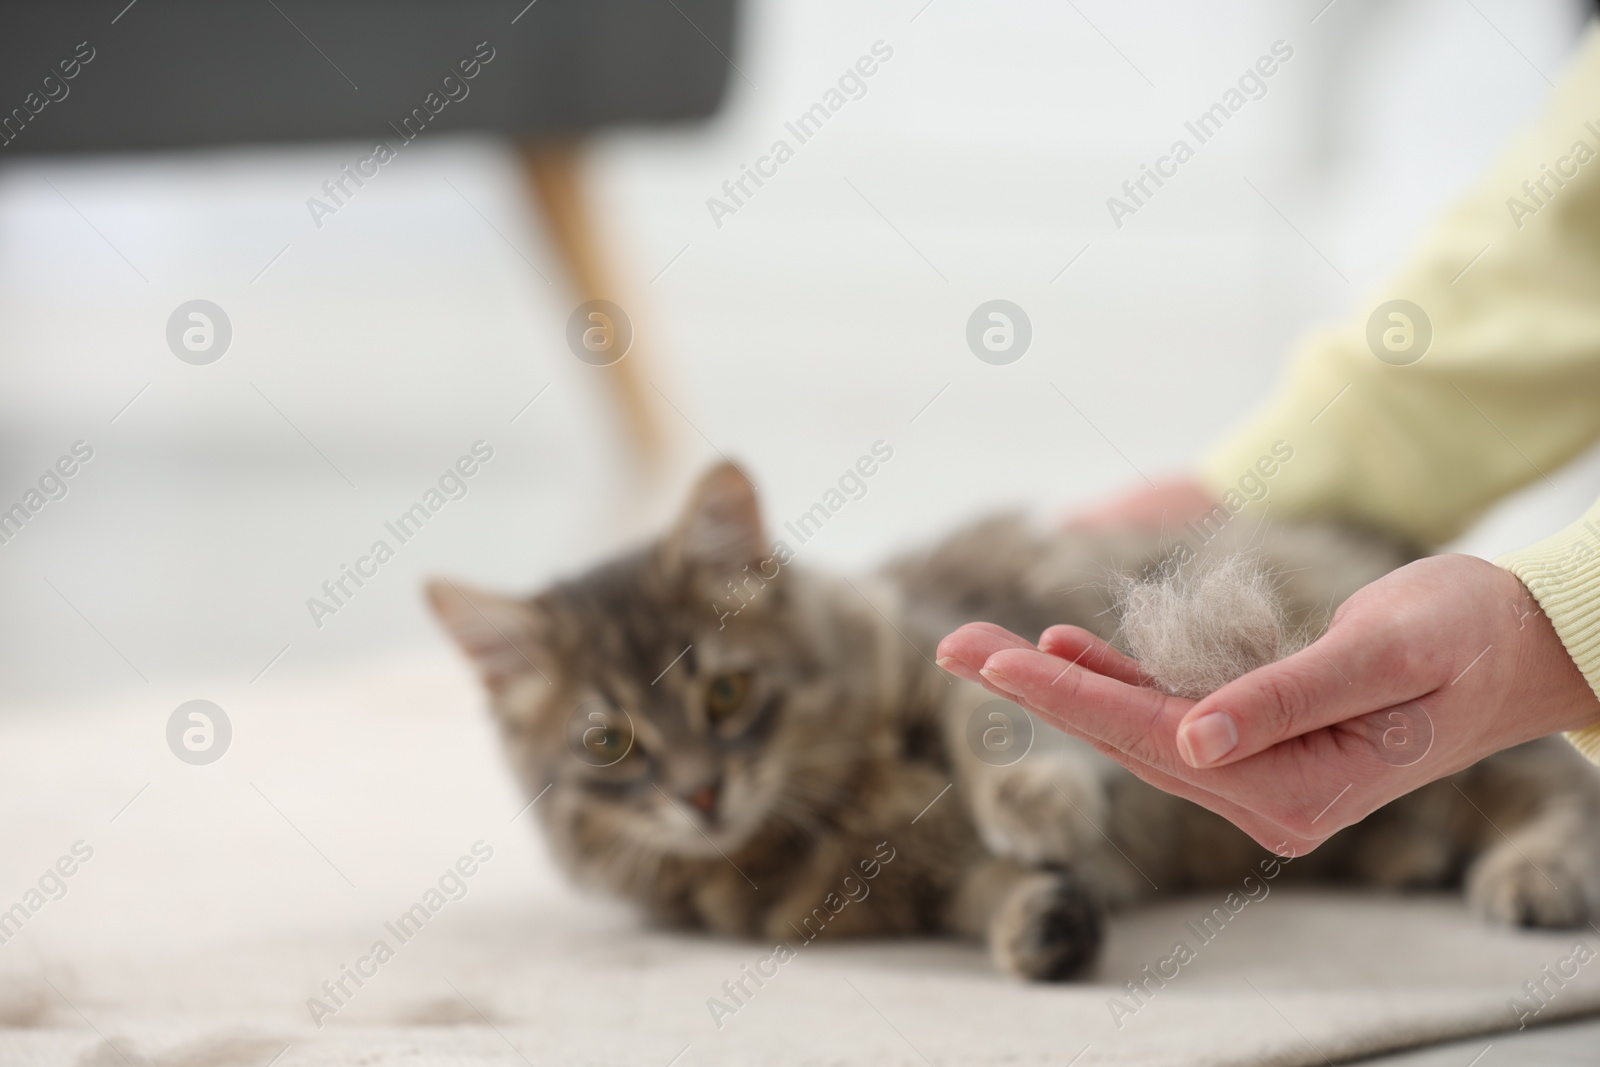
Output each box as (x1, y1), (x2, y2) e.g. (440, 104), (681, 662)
(1027, 713), (1328, 857)
(1065, 480), (1217, 531)
(1177, 618), (1433, 769)
(936, 622), (1036, 684)
(1110, 755), (1328, 857)
(982, 644), (1378, 848)
(1029, 685), (1370, 849)
(1037, 625), (1153, 688)
(980, 646), (1193, 771)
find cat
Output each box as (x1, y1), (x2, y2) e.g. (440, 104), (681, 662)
(428, 462), (1600, 980)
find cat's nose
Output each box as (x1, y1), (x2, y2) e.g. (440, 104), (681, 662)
(685, 781), (720, 817)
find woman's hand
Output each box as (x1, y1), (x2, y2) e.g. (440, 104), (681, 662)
(937, 554), (1600, 855)
(1065, 477), (1219, 529)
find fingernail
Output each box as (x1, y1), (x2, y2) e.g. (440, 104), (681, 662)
(937, 656), (983, 684)
(1179, 712), (1239, 768)
(978, 667), (1020, 697)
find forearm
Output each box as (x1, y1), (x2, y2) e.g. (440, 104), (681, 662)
(1497, 495), (1600, 763)
(1202, 25), (1600, 547)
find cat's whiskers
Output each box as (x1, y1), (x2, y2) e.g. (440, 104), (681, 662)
(782, 736), (874, 759)
(609, 824), (670, 892)
(772, 774), (849, 814)
(769, 793), (827, 845)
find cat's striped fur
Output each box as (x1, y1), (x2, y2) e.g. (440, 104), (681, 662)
(430, 464), (1600, 979)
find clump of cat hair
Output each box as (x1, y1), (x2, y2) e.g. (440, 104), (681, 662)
(1114, 553), (1304, 700)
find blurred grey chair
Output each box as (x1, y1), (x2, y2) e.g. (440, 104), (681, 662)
(0, 0), (741, 460)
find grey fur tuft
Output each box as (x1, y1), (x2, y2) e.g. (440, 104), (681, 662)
(1114, 553), (1303, 700)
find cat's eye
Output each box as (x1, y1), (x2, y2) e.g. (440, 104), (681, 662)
(705, 671), (751, 722)
(584, 726), (630, 760)
(572, 705), (638, 770)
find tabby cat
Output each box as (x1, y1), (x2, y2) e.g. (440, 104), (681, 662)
(428, 463), (1600, 980)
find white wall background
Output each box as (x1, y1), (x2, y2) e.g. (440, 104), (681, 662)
(0, 0), (1594, 708)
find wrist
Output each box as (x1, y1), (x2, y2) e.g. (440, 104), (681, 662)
(1495, 509), (1600, 751)
(1502, 568), (1600, 739)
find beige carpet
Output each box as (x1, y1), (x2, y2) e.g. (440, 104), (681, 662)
(3, 649), (1598, 1066)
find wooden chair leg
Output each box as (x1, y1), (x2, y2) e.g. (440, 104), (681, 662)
(520, 138), (663, 464)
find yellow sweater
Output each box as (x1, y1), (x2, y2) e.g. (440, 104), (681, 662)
(1199, 26), (1600, 762)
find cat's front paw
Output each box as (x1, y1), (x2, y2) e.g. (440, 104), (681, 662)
(989, 870), (1103, 981)
(1467, 838), (1600, 928)
(972, 756), (1106, 867)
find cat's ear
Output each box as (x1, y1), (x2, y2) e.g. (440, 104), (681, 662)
(426, 578), (548, 692)
(667, 462), (767, 572)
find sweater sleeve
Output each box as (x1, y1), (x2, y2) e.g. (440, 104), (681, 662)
(1496, 499), (1600, 762)
(1199, 24), (1600, 546)
(1197, 26), (1600, 762)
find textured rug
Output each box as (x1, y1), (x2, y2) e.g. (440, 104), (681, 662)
(2, 649), (1597, 1066)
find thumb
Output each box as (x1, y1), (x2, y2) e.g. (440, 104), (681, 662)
(1175, 619), (1425, 768)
